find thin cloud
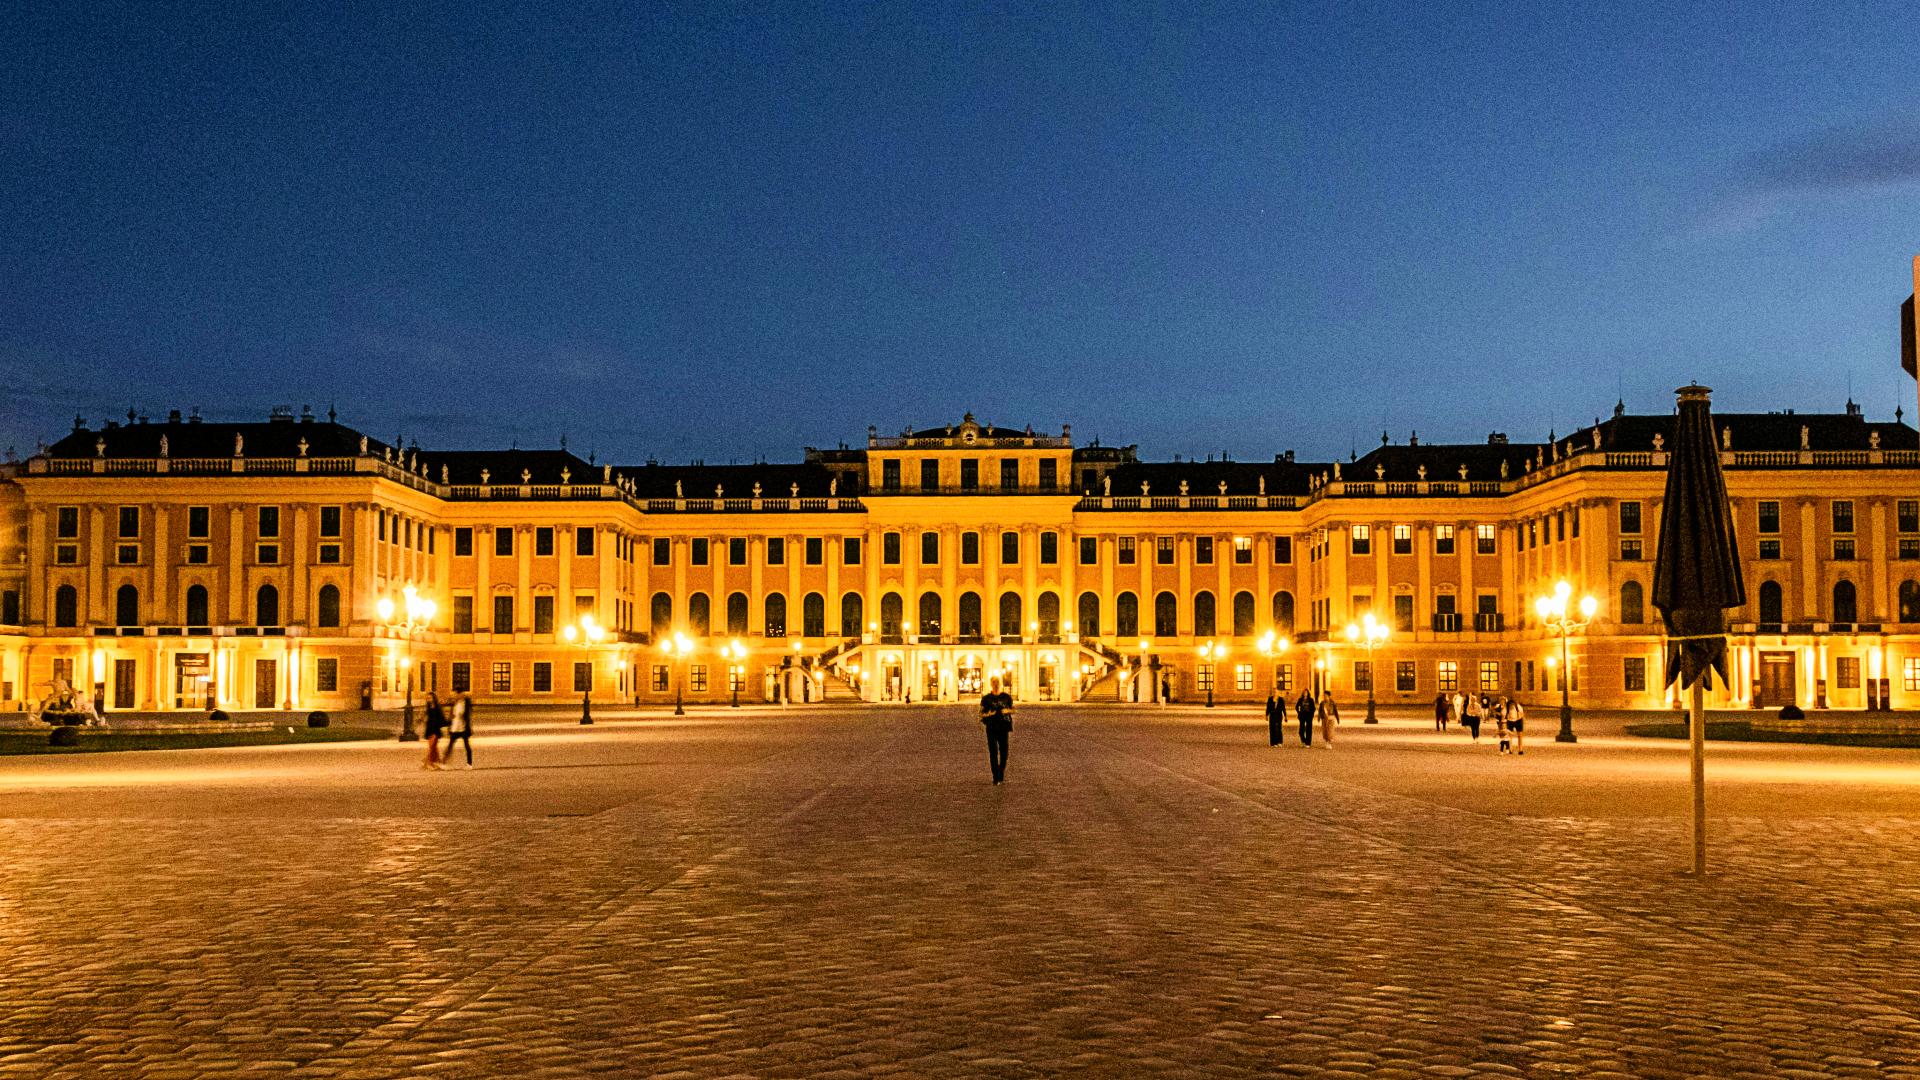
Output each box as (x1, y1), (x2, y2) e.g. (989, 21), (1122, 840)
(1742, 119), (1920, 193)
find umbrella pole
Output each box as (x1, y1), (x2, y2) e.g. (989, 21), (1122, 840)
(1690, 680), (1706, 875)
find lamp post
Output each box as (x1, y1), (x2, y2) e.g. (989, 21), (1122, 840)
(376, 584), (435, 742)
(726, 639), (746, 708)
(561, 613), (607, 724)
(1197, 640), (1224, 708)
(658, 632), (691, 715)
(1344, 611), (1389, 723)
(1534, 579), (1599, 743)
(1258, 630), (1291, 697)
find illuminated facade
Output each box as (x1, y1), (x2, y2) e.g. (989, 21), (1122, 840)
(2, 401), (1918, 714)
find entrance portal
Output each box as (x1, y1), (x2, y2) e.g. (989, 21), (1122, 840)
(1757, 651), (1797, 708)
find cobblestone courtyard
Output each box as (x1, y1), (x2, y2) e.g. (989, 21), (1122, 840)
(2, 705), (1918, 1078)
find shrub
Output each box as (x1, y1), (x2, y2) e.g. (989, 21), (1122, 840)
(307, 711), (330, 728)
(208, 709), (230, 723)
(48, 726), (81, 748)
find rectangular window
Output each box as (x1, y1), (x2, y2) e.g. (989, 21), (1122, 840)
(1195, 536), (1213, 564)
(690, 665), (709, 692)
(1757, 500), (1780, 533)
(1901, 538), (1920, 561)
(576, 526), (596, 556)
(882, 459), (901, 491)
(918, 459), (938, 490)
(1196, 663), (1215, 692)
(1832, 500), (1855, 534)
(690, 538), (709, 565)
(1901, 500), (1920, 534)
(962, 531), (981, 565)
(454, 527), (473, 556)
(1119, 536), (1137, 564)
(1273, 536), (1293, 564)
(1392, 525), (1412, 555)
(1080, 536), (1098, 565)
(1395, 660), (1416, 692)
(883, 532), (902, 565)
(1274, 664), (1294, 693)
(1479, 659), (1501, 691)
(451, 662), (472, 693)
(310, 505), (339, 539)
(1350, 524), (1371, 555)
(1393, 594), (1414, 633)
(653, 537), (671, 565)
(1619, 501), (1642, 534)
(1556, 510), (1566, 542)
(258, 506), (280, 538)
(1836, 656), (1861, 690)
(532, 662), (553, 693)
(255, 544), (278, 565)
(805, 537), (823, 565)
(1, 590), (17, 625)
(921, 531), (939, 564)
(453, 595), (474, 634)
(652, 665), (669, 691)
(529, 527), (551, 557)
(727, 537), (746, 565)
(1759, 539), (1782, 560)
(184, 544), (208, 565)
(844, 536), (861, 565)
(493, 595), (514, 633)
(1620, 539), (1643, 561)
(1235, 664), (1253, 691)
(491, 662), (513, 692)
(1003, 531), (1020, 564)
(1353, 660), (1372, 693)
(1038, 459), (1058, 491)
(1624, 656), (1647, 693)
(57, 506), (80, 538)
(315, 657), (339, 693)
(318, 543), (341, 564)
(1232, 536), (1252, 564)
(118, 505), (139, 538)
(765, 536), (785, 565)
(1834, 538), (1856, 561)
(960, 458), (979, 490)
(574, 661), (593, 693)
(533, 595), (555, 634)
(1000, 459), (1019, 489)
(1156, 536), (1174, 564)
(1040, 531), (1058, 564)
(117, 544), (140, 564)
(495, 527), (514, 556)
(1907, 657), (1920, 693)
(378, 511), (387, 542)
(1436, 660), (1458, 692)
(1475, 524), (1497, 555)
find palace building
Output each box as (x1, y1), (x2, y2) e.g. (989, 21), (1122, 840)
(1, 399), (1918, 716)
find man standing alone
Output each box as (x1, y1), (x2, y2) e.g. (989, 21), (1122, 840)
(980, 676), (1015, 784)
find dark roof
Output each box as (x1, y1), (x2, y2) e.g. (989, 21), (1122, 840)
(615, 462), (842, 499)
(1347, 441), (1544, 484)
(429, 450), (596, 486)
(1098, 459), (1320, 497)
(46, 418), (389, 460)
(1570, 409), (1917, 454)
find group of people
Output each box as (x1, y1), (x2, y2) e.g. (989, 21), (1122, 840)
(1264, 690), (1340, 747)
(1433, 691), (1527, 754)
(420, 691), (476, 769)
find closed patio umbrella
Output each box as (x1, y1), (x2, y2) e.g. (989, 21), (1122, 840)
(1651, 384), (1746, 875)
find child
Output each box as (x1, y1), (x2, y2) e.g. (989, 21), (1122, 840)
(1494, 699), (1511, 755)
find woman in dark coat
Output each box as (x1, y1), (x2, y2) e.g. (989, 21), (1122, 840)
(1294, 689), (1315, 746)
(1265, 692), (1284, 746)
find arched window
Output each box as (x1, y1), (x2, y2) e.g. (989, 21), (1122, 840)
(1619, 580), (1644, 625)
(1193, 591), (1216, 637)
(185, 584), (209, 627)
(1077, 592), (1101, 638)
(1116, 591), (1139, 637)
(1232, 591), (1255, 637)
(918, 592), (942, 638)
(999, 592), (1023, 639)
(115, 584), (140, 627)
(688, 592), (711, 636)
(54, 584), (79, 628)
(802, 592), (826, 637)
(650, 592), (673, 632)
(1154, 591), (1178, 637)
(880, 592), (904, 639)
(1037, 591), (1060, 638)
(1833, 580), (1858, 624)
(726, 592), (750, 635)
(764, 593), (787, 638)
(255, 584), (279, 627)
(1900, 580), (1920, 624)
(1272, 590), (1295, 632)
(1758, 580), (1783, 624)
(958, 591), (983, 639)
(316, 584), (342, 628)
(840, 592), (864, 638)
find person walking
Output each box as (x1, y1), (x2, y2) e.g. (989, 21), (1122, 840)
(422, 691), (448, 770)
(443, 693), (474, 769)
(1265, 691), (1285, 746)
(1505, 695), (1526, 755)
(980, 675), (1014, 784)
(1432, 692), (1449, 732)
(1294, 689), (1315, 747)
(1493, 697), (1512, 755)
(1319, 692), (1340, 747)
(1463, 693), (1482, 742)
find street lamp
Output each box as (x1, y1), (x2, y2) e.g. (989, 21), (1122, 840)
(658, 632), (692, 715)
(1344, 611), (1389, 723)
(1258, 630), (1291, 696)
(1197, 640), (1225, 708)
(561, 613), (607, 724)
(375, 584), (435, 742)
(1534, 579), (1599, 743)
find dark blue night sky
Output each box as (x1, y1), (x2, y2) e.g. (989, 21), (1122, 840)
(4, 2), (1918, 464)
